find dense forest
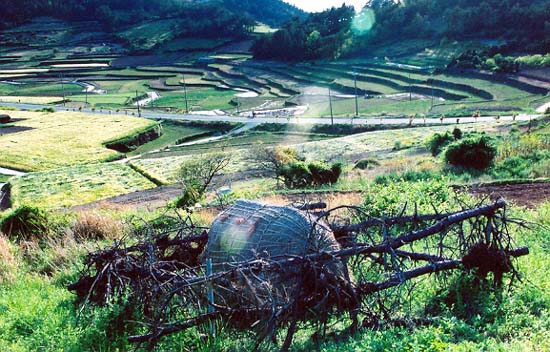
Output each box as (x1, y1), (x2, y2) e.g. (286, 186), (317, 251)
(367, 0), (550, 53)
(0, 0), (304, 31)
(252, 0), (550, 61)
(252, 5), (356, 61)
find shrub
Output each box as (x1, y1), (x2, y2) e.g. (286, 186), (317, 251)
(426, 131), (456, 156)
(279, 161), (342, 189)
(279, 161), (312, 189)
(492, 151), (550, 179)
(308, 161), (342, 185)
(0, 205), (49, 241)
(173, 186), (203, 208)
(354, 158), (380, 170)
(393, 140), (403, 150)
(374, 169), (441, 185)
(176, 153), (230, 208)
(0, 114), (11, 124)
(444, 135), (497, 170)
(71, 212), (125, 241)
(452, 127), (463, 140)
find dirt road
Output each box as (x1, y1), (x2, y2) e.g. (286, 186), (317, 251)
(466, 181), (550, 208)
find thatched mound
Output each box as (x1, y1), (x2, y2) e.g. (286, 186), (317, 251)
(205, 200), (346, 309)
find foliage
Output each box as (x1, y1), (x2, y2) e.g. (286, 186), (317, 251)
(250, 145), (304, 177)
(0, 205), (49, 241)
(516, 53), (550, 67)
(374, 169), (442, 185)
(447, 50), (519, 73)
(492, 130), (550, 179)
(354, 158), (380, 170)
(362, 179), (454, 217)
(176, 153), (231, 208)
(426, 131), (456, 156)
(444, 135), (497, 170)
(367, 0), (550, 54)
(0, 235), (18, 284)
(278, 160), (342, 188)
(252, 5), (355, 61)
(425, 128), (464, 157)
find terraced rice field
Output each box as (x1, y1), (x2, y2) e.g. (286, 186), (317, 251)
(10, 163), (156, 208)
(0, 51), (545, 117)
(0, 109), (157, 171)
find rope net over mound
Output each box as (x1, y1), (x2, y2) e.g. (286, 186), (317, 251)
(69, 198), (530, 350)
(206, 200), (347, 311)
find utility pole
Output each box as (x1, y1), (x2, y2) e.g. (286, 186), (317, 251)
(328, 87), (334, 126)
(409, 73), (412, 102)
(236, 96), (240, 115)
(136, 90), (141, 117)
(60, 73), (66, 107)
(353, 72), (359, 118)
(85, 86), (88, 106)
(182, 73), (189, 113)
(430, 74), (434, 110)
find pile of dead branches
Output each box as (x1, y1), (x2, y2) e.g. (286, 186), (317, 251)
(69, 198), (529, 350)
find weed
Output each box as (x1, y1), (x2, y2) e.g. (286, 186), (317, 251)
(0, 205), (49, 241)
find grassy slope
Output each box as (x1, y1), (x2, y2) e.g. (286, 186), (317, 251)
(0, 109), (157, 171)
(10, 163), (156, 208)
(130, 122), (497, 184)
(128, 121), (219, 155)
(153, 88), (237, 110)
(0, 82), (82, 97)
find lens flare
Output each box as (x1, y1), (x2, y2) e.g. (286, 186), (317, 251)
(351, 8), (376, 35)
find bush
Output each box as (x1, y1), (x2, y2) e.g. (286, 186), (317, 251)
(0, 235), (18, 284)
(176, 153), (230, 208)
(444, 135), (497, 170)
(173, 186), (203, 208)
(452, 127), (463, 140)
(308, 161), (342, 185)
(426, 131), (457, 156)
(0, 205), (49, 241)
(491, 151), (550, 179)
(71, 212), (125, 241)
(279, 160), (342, 189)
(279, 161), (312, 189)
(354, 158), (380, 170)
(0, 114), (11, 124)
(374, 169), (441, 185)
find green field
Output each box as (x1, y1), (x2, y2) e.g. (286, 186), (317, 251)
(153, 88), (238, 111)
(128, 120), (231, 155)
(10, 163), (156, 208)
(160, 38), (230, 52)
(0, 82), (82, 97)
(0, 52), (544, 118)
(0, 109), (157, 171)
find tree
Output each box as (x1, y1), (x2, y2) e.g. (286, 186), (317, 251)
(175, 153), (231, 208)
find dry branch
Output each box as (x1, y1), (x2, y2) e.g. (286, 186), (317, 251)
(69, 198), (530, 349)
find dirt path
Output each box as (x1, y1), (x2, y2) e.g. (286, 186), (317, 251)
(465, 181), (550, 209)
(73, 180), (550, 212)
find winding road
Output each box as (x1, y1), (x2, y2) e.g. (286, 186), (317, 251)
(0, 101), (544, 126)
